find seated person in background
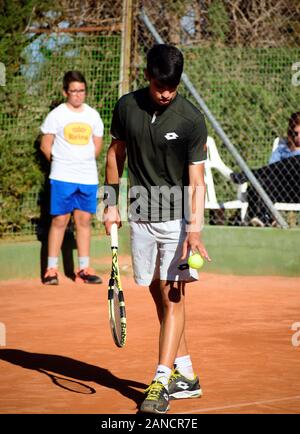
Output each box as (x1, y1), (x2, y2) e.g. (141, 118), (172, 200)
(269, 111), (300, 164)
(231, 111), (300, 226)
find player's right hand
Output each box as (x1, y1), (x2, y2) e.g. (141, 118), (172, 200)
(103, 206), (121, 235)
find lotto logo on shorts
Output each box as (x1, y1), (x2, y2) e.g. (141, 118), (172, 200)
(64, 123), (92, 145)
(0, 322), (6, 346)
(164, 132), (179, 140)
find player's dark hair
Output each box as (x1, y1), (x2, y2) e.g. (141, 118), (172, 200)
(63, 70), (87, 92)
(287, 111), (300, 148)
(146, 44), (184, 87)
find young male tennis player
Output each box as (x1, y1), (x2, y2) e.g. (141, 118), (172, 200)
(104, 44), (211, 413)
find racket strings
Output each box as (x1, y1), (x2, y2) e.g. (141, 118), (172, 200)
(113, 286), (122, 339)
(109, 247), (126, 347)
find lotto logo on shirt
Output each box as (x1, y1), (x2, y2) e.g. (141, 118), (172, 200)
(64, 123), (92, 145)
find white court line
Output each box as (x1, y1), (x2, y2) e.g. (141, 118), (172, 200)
(177, 395), (300, 414)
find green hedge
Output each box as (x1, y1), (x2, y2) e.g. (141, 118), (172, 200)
(0, 226), (300, 279)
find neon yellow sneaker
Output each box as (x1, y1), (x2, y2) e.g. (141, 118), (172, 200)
(140, 380), (170, 414)
(168, 369), (202, 400)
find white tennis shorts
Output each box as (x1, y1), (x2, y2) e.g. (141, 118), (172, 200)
(129, 219), (198, 286)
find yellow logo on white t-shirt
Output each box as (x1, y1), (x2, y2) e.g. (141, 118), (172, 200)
(64, 123), (92, 145)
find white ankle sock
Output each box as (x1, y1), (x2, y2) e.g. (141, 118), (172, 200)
(174, 355), (195, 380)
(79, 256), (89, 270)
(153, 364), (172, 389)
(47, 257), (58, 269)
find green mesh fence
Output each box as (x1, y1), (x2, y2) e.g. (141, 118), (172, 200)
(180, 47), (300, 214)
(182, 47), (300, 168)
(1, 0), (300, 237)
(133, 1), (300, 228)
(130, 45), (300, 220)
(0, 34), (121, 237)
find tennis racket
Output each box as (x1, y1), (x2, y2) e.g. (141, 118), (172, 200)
(108, 223), (127, 347)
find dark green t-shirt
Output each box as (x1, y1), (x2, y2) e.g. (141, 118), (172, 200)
(111, 87), (207, 221)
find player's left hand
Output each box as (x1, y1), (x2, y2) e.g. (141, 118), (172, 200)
(181, 232), (211, 262)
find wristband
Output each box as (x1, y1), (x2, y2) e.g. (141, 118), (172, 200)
(103, 184), (120, 206)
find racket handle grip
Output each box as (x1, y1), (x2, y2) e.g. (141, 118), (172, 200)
(110, 223), (118, 248)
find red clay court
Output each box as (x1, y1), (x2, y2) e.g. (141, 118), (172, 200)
(0, 263), (300, 414)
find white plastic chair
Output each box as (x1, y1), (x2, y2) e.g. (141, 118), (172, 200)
(204, 136), (248, 220)
(272, 136), (280, 152)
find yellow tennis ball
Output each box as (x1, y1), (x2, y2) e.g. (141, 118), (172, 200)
(188, 253), (204, 269)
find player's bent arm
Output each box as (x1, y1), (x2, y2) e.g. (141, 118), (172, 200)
(188, 162), (206, 232)
(40, 134), (55, 162)
(105, 139), (127, 183)
(104, 139), (127, 233)
(93, 135), (103, 158)
(181, 163), (211, 261)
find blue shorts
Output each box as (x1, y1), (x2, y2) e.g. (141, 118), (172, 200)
(50, 179), (98, 215)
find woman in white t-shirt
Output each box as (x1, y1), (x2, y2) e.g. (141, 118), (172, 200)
(40, 70), (104, 285)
